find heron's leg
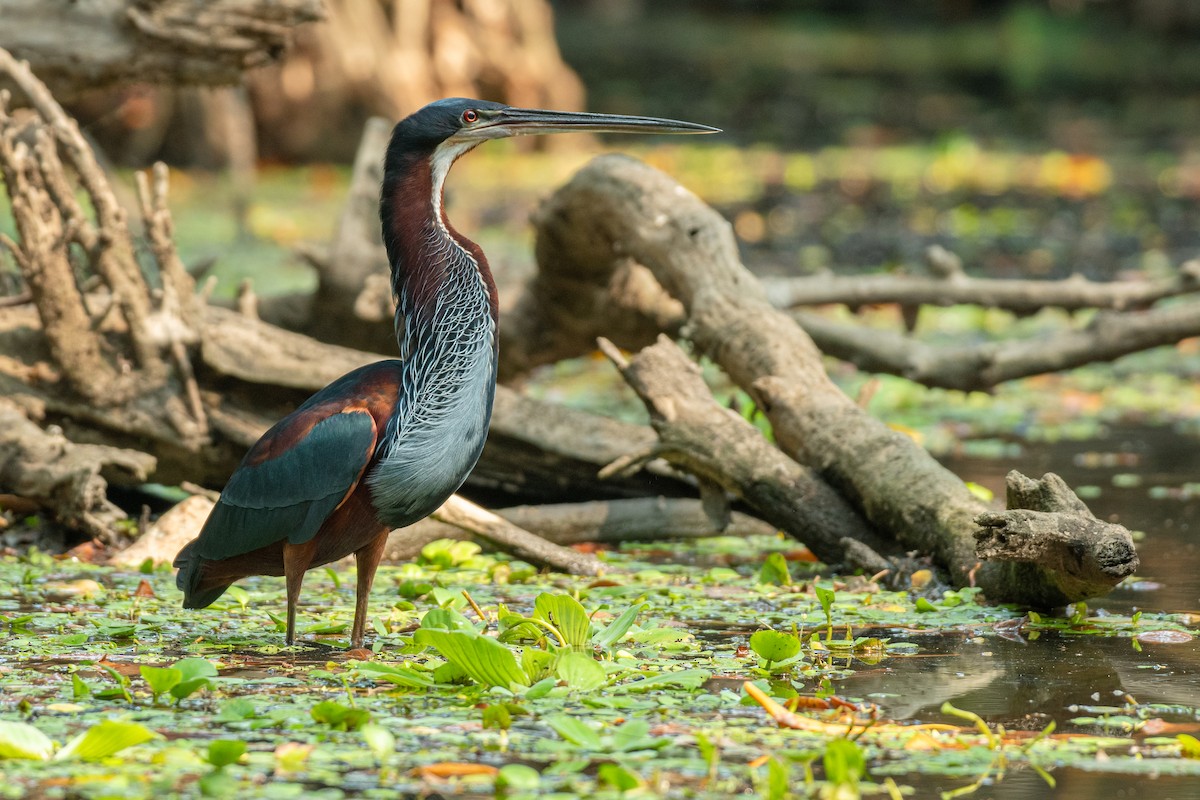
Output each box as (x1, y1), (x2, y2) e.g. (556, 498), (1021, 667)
(351, 530), (389, 649)
(282, 539), (318, 646)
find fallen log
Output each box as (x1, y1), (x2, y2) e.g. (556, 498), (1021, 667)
(596, 335), (890, 568)
(382, 497), (778, 561)
(198, 303), (693, 503)
(0, 400), (155, 544)
(532, 154), (1139, 606)
(112, 492), (773, 569)
(976, 472), (1140, 606)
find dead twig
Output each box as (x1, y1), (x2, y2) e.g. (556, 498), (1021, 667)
(430, 495), (603, 576)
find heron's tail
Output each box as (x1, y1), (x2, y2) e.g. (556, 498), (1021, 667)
(173, 540), (231, 609)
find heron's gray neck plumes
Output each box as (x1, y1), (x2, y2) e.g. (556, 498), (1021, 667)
(371, 137), (498, 527)
(368, 241), (497, 526)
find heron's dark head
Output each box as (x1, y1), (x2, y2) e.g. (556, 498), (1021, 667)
(387, 98), (509, 155)
(387, 97), (720, 173)
(380, 97), (718, 290)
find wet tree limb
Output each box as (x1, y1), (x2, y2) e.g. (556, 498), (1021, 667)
(382, 497), (778, 561)
(976, 472), (1139, 605)
(198, 303), (692, 502)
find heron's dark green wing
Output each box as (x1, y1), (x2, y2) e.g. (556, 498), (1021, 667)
(191, 407), (379, 562)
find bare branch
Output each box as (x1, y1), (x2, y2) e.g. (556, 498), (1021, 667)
(795, 302), (1200, 392)
(0, 47), (165, 377)
(382, 497), (779, 562)
(431, 495), (603, 576)
(760, 256), (1200, 313)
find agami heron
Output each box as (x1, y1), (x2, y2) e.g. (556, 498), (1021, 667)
(174, 99), (718, 648)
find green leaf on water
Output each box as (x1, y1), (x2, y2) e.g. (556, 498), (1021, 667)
(598, 762), (640, 791)
(758, 552), (791, 585)
(420, 629), (529, 690)
(534, 593), (592, 647)
(525, 676), (558, 700)
(71, 673), (91, 700)
(310, 700), (371, 731)
(55, 720), (158, 761)
(545, 715), (602, 750)
(0, 720), (54, 761)
(749, 630), (801, 665)
(206, 739), (246, 768)
(915, 597), (939, 613)
(361, 723), (395, 762)
(610, 720), (661, 752)
(482, 704), (512, 731)
(352, 662), (434, 688)
(428, 586), (466, 609)
(696, 731), (718, 772)
(815, 585), (835, 615)
(324, 566), (341, 590)
(417, 607), (476, 633)
(618, 669), (711, 693)
(766, 756), (789, 800)
(496, 763), (540, 793)
(556, 652), (607, 692)
(140, 665), (182, 701)
(824, 738), (865, 787)
(520, 647), (557, 685)
(420, 538), (482, 568)
(199, 769), (236, 797)
(170, 658), (219, 700)
(592, 603), (645, 650)
(214, 698), (257, 722)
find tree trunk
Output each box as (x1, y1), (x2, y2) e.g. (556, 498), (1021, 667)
(0, 0), (321, 98)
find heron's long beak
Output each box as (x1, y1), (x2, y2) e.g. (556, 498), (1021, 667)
(467, 107), (720, 140)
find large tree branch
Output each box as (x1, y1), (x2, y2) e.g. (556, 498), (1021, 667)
(597, 335), (889, 568)
(0, 0), (321, 98)
(382, 497), (778, 561)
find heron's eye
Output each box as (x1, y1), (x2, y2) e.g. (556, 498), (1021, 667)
(462, 109), (479, 124)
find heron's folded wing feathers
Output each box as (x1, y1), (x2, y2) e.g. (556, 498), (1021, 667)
(192, 409), (378, 562)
